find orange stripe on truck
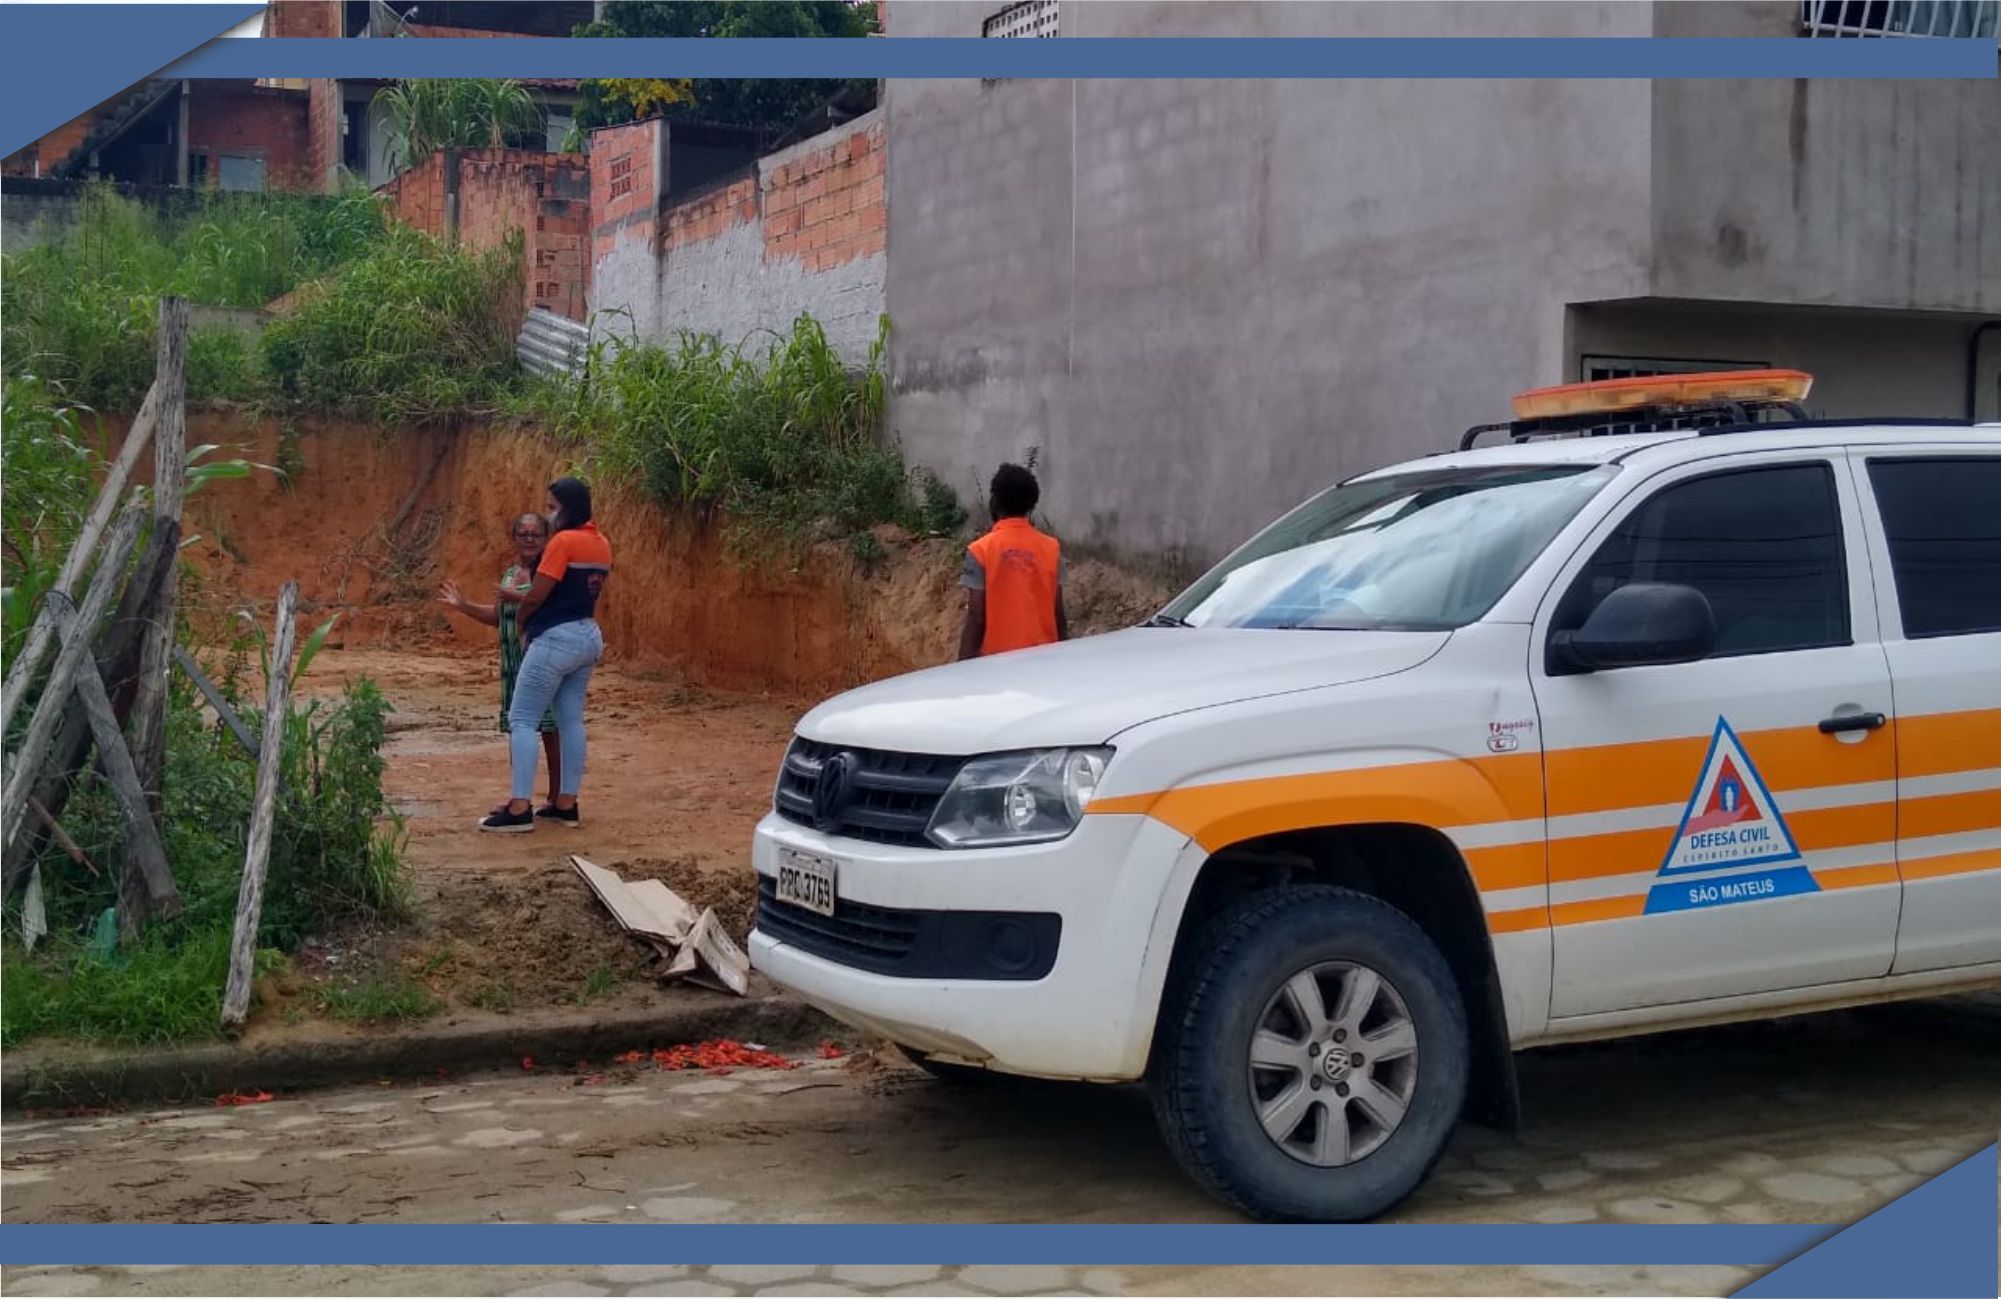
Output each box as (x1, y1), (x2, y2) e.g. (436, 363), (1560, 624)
(1544, 723), (1891, 818)
(1900, 847), (2001, 883)
(1898, 708), (2001, 779)
(1092, 752), (1542, 855)
(1547, 801), (1895, 884)
(1898, 788), (2001, 841)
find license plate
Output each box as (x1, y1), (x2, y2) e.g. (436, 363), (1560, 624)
(776, 849), (838, 917)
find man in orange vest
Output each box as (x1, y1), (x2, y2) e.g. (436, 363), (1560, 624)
(958, 463), (1069, 660)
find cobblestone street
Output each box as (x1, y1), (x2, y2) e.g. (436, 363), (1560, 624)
(4, 993), (1998, 1297)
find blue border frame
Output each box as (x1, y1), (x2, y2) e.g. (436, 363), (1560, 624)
(1, 8), (1995, 1296)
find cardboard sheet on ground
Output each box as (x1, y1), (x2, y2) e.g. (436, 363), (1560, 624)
(570, 856), (748, 997)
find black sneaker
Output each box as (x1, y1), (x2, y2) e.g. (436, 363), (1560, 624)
(478, 806), (535, 834)
(536, 804), (580, 828)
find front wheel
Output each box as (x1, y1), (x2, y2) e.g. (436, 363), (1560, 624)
(1149, 885), (1470, 1222)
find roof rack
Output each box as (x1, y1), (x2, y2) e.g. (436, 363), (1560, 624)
(1460, 398), (1807, 451)
(1460, 369), (1814, 451)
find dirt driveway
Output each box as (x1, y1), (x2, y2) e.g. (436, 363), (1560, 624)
(265, 647), (802, 1019)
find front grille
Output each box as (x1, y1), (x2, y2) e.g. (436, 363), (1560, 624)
(754, 876), (921, 971)
(772, 738), (963, 848)
(755, 877), (1061, 981)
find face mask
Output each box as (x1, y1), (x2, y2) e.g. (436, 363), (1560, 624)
(545, 510), (562, 532)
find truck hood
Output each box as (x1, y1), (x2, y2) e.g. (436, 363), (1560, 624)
(796, 627), (1451, 755)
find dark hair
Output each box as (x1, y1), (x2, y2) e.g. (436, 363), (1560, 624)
(548, 477), (593, 529)
(989, 463), (1039, 519)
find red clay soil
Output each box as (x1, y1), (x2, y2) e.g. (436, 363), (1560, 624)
(128, 412), (1171, 1028)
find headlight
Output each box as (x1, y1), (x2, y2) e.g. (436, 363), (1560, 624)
(926, 747), (1113, 849)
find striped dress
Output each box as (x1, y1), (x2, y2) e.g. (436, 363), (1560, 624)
(497, 563), (559, 734)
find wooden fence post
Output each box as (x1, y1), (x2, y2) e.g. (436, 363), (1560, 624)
(221, 582), (299, 1030)
(128, 296), (189, 830)
(0, 502), (147, 873)
(0, 359), (170, 742)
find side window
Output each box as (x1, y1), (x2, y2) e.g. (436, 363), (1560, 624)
(1867, 457), (2001, 638)
(1552, 463), (1849, 658)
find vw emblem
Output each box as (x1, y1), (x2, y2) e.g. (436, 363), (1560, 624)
(812, 751), (859, 831)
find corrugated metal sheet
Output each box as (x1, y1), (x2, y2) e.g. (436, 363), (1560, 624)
(518, 308), (588, 381)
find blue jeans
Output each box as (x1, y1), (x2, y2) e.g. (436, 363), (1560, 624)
(508, 618), (601, 801)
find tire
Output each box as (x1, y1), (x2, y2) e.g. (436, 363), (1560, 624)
(1148, 884), (1470, 1222)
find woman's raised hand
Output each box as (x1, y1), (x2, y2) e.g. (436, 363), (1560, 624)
(436, 580), (466, 610)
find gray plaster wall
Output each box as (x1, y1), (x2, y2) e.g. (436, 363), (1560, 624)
(885, 0), (2001, 564)
(1651, 2), (2001, 315)
(590, 112), (886, 366)
(1, 185), (80, 250)
(885, 1), (1654, 564)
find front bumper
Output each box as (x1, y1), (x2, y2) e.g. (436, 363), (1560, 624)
(749, 810), (1192, 1080)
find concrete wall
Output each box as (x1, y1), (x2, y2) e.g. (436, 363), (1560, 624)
(1650, 2), (2001, 316)
(886, 0), (2001, 564)
(885, 1), (1654, 564)
(589, 111), (887, 363)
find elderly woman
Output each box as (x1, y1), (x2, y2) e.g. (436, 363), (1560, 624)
(437, 512), (564, 816)
(478, 477), (611, 833)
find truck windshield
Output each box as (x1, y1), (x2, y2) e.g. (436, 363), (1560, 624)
(1162, 464), (1613, 631)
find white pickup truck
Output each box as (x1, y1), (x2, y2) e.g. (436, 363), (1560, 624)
(750, 371), (2001, 1221)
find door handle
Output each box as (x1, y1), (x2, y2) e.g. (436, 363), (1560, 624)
(1818, 711), (1887, 735)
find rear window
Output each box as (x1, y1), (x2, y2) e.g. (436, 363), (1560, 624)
(1867, 457), (2001, 638)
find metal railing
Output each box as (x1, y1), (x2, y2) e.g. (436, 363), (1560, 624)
(1801, 0), (2000, 38)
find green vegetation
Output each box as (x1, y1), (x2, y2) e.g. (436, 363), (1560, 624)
(4, 186), (956, 551)
(0, 381), (409, 1048)
(519, 315), (964, 551)
(317, 974), (439, 1025)
(574, 2), (873, 135)
(374, 78), (545, 172)
(0, 374), (95, 668)
(258, 226), (523, 423)
(576, 963), (621, 1005)
(1, 184), (389, 409)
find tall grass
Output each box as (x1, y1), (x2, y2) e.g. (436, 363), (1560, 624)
(520, 315), (963, 549)
(0, 184), (389, 408)
(0, 374), (95, 670)
(258, 226), (524, 423)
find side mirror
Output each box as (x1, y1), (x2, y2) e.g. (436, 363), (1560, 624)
(1550, 582), (1716, 674)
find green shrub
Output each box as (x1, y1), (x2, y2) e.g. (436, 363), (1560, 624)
(257, 226), (523, 422)
(0, 374), (96, 669)
(523, 314), (960, 551)
(1, 184), (390, 409)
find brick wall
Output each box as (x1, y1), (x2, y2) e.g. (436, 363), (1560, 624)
(305, 80), (341, 192)
(591, 111), (887, 363)
(588, 119), (663, 267)
(758, 119), (886, 271)
(378, 152), (448, 236)
(266, 1), (341, 38)
(187, 83), (312, 191)
(1, 107), (106, 178)
(379, 148), (592, 321)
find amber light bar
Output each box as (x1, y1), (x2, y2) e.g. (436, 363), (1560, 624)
(1511, 369), (1814, 421)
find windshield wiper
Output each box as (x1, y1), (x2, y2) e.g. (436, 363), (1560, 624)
(1142, 613), (1191, 628)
